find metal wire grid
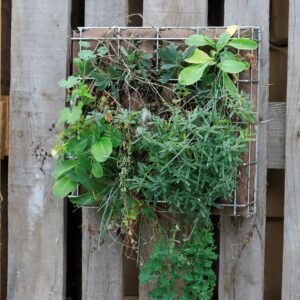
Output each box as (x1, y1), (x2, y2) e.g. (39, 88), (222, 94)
(70, 26), (261, 217)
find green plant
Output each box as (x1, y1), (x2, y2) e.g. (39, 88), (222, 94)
(52, 25), (258, 299)
(139, 223), (217, 300)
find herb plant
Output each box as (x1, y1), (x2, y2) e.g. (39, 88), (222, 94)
(52, 25), (258, 299)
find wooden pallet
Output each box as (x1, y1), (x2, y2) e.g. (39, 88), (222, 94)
(0, 95), (9, 160)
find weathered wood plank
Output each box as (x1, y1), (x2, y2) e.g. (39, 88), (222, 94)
(82, 210), (124, 300)
(85, 0), (128, 27)
(81, 4), (128, 300)
(219, 1), (269, 300)
(140, 4), (208, 298)
(282, 1), (300, 298)
(7, 1), (71, 299)
(267, 102), (286, 169)
(143, 0), (208, 26)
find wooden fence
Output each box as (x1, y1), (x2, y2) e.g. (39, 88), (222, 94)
(0, 0), (295, 299)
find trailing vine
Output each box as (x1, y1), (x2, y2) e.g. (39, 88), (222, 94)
(52, 25), (258, 299)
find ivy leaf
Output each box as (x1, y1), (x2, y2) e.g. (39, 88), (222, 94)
(52, 160), (78, 179)
(58, 106), (82, 125)
(53, 176), (77, 198)
(91, 162), (104, 178)
(218, 60), (248, 74)
(228, 38), (258, 50)
(216, 32), (231, 52)
(178, 63), (210, 85)
(91, 137), (113, 162)
(185, 34), (216, 48)
(58, 76), (78, 89)
(184, 49), (214, 64)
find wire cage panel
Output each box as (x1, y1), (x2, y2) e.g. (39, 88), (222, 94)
(70, 26), (261, 217)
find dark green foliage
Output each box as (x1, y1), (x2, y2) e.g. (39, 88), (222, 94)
(139, 224), (217, 300)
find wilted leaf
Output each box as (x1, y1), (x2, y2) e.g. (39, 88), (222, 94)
(225, 25), (239, 37)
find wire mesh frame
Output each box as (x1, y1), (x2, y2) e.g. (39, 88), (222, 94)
(70, 26), (262, 217)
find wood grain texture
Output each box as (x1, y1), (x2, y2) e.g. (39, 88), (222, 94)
(85, 0), (128, 27)
(282, 1), (300, 298)
(7, 1), (71, 299)
(142, 0), (208, 26)
(267, 102), (286, 169)
(140, 5), (208, 299)
(81, 4), (128, 300)
(219, 1), (269, 300)
(82, 210), (123, 300)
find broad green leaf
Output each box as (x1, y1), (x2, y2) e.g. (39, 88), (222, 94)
(75, 166), (95, 190)
(184, 49), (214, 64)
(222, 71), (238, 96)
(92, 162), (104, 178)
(58, 106), (82, 125)
(68, 135), (89, 153)
(228, 38), (258, 50)
(178, 63), (210, 86)
(91, 137), (113, 162)
(53, 176), (77, 198)
(185, 34), (216, 48)
(77, 155), (90, 171)
(225, 25), (239, 37)
(216, 32), (231, 52)
(70, 193), (95, 206)
(58, 76), (78, 89)
(52, 160), (78, 179)
(218, 60), (247, 74)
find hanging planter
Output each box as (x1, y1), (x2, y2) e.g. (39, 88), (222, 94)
(52, 25), (259, 299)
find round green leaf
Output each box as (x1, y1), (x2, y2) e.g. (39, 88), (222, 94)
(178, 63), (210, 86)
(92, 162), (104, 178)
(218, 60), (247, 74)
(53, 176), (77, 198)
(228, 38), (258, 50)
(91, 137), (113, 162)
(184, 49), (214, 64)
